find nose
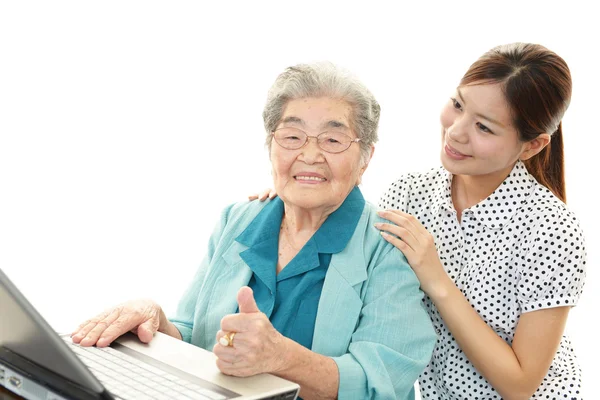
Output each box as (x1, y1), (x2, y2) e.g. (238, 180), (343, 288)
(446, 116), (469, 144)
(299, 136), (325, 164)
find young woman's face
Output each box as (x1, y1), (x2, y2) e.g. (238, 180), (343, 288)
(439, 83), (529, 180)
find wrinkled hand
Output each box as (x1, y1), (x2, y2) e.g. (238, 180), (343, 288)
(376, 210), (451, 297)
(71, 299), (168, 347)
(213, 287), (288, 377)
(248, 188), (277, 202)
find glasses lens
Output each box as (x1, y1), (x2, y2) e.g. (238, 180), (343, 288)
(318, 131), (353, 153)
(273, 128), (306, 149)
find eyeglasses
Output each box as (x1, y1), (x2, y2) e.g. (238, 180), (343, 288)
(271, 127), (361, 154)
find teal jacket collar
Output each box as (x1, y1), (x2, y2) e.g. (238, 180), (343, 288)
(232, 187), (364, 290)
(235, 186), (365, 254)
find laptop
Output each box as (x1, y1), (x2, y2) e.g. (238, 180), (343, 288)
(0, 268), (300, 400)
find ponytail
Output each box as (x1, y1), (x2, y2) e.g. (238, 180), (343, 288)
(522, 122), (566, 203)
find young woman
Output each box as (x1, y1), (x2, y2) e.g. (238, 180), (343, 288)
(375, 43), (586, 399)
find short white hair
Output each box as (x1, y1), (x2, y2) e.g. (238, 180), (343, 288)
(262, 62), (380, 164)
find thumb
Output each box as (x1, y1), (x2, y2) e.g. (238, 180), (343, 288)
(237, 286), (260, 314)
(136, 318), (159, 343)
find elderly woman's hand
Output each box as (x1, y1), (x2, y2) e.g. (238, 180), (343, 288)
(71, 299), (172, 347)
(213, 287), (289, 377)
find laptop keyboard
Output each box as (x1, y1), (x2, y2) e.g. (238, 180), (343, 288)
(64, 339), (229, 400)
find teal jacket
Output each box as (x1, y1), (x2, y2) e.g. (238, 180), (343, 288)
(170, 199), (436, 399)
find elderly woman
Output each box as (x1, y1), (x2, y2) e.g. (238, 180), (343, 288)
(71, 63), (436, 399)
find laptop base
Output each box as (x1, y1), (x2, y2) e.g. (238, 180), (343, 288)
(0, 346), (113, 400)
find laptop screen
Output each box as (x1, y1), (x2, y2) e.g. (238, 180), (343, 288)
(0, 268), (104, 394)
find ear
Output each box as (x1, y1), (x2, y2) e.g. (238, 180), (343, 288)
(520, 133), (551, 161)
(356, 145), (375, 185)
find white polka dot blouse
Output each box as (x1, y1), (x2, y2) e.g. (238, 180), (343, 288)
(379, 161), (587, 400)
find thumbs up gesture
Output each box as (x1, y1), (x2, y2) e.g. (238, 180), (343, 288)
(237, 286), (261, 314)
(213, 287), (289, 377)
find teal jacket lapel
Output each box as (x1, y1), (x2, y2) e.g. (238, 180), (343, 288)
(203, 240), (253, 347)
(312, 210), (369, 356)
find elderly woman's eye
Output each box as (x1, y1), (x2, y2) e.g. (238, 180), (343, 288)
(276, 130), (303, 142)
(326, 138), (342, 144)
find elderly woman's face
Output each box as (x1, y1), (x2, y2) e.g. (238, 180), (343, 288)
(270, 97), (369, 213)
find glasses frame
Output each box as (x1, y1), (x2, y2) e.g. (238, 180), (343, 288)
(271, 128), (361, 154)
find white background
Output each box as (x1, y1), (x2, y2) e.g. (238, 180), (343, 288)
(1, 1), (597, 398)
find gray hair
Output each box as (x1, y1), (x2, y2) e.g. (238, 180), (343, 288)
(262, 62), (380, 164)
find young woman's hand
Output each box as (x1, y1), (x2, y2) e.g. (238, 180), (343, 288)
(375, 210), (453, 298)
(248, 188), (277, 201)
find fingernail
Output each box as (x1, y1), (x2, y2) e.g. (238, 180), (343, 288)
(374, 223), (382, 229)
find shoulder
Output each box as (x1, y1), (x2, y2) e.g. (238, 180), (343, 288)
(351, 201), (409, 264)
(516, 184), (586, 265)
(514, 184), (587, 309)
(379, 166), (447, 209)
(526, 185), (584, 237)
(222, 198), (268, 219)
(385, 168), (439, 192)
(214, 199), (271, 235)
(352, 202), (424, 298)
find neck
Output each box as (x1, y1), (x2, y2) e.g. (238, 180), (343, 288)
(451, 163), (516, 214)
(281, 205), (332, 235)
(277, 205), (333, 272)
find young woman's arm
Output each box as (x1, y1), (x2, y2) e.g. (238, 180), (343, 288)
(376, 209), (585, 400)
(428, 277), (569, 400)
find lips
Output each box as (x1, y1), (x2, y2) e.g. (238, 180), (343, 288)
(295, 176), (326, 181)
(293, 172), (327, 182)
(444, 143), (471, 160)
(446, 144), (468, 157)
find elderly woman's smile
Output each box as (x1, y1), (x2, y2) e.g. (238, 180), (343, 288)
(270, 97), (370, 213)
(294, 173), (326, 183)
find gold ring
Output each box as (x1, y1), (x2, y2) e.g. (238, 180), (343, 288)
(219, 332), (236, 347)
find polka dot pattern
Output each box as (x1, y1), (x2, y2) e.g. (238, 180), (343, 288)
(379, 161), (587, 399)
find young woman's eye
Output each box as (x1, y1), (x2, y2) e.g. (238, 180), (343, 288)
(450, 97), (462, 110)
(476, 122), (493, 134)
